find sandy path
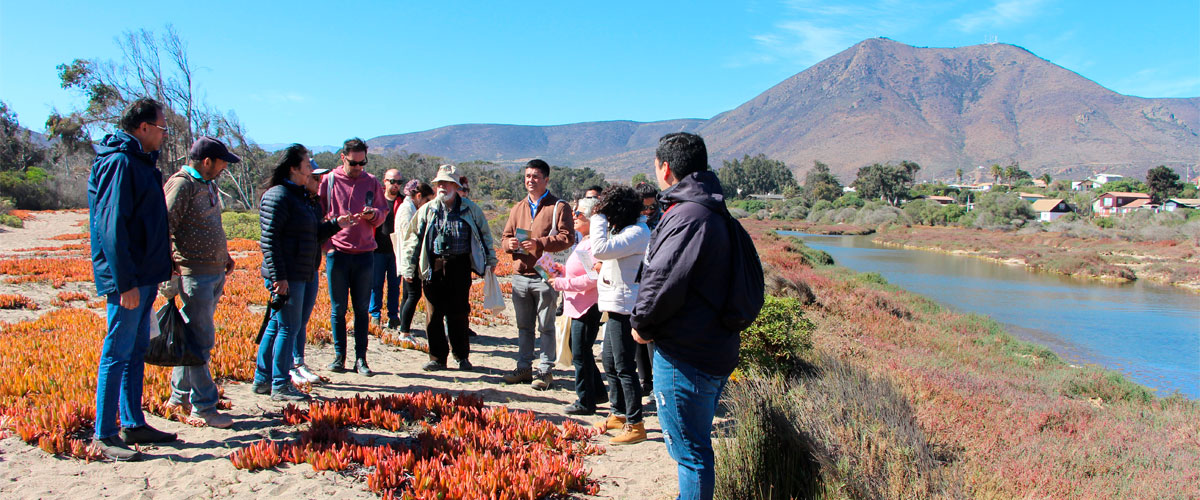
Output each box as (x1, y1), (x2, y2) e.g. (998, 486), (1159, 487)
(0, 211), (679, 499)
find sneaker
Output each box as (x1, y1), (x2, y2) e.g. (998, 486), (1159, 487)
(192, 410), (234, 429)
(296, 365), (322, 384)
(611, 422), (647, 445)
(456, 358), (473, 371)
(531, 371), (552, 391)
(289, 368), (308, 386)
(355, 358), (373, 377)
(502, 368), (534, 384)
(252, 382), (270, 395)
(386, 317), (400, 329)
(271, 384), (312, 402)
(370, 317), (382, 330)
(593, 414), (626, 434)
(422, 359), (446, 371)
(120, 424), (177, 445)
(327, 355), (347, 373)
(563, 402), (595, 416)
(397, 332), (417, 344)
(93, 436), (141, 462)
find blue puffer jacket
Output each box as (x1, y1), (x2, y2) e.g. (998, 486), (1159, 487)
(88, 131), (172, 296)
(259, 181), (340, 283)
(631, 170), (738, 376)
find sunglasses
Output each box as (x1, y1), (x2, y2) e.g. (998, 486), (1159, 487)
(346, 159), (368, 167)
(385, 179), (404, 184)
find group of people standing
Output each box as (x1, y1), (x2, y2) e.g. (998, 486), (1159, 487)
(88, 97), (740, 499)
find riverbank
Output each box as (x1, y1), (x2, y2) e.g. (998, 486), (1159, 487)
(740, 218), (1199, 498)
(871, 225), (1200, 291)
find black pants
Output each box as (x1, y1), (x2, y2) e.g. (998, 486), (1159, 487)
(636, 342), (654, 390)
(399, 275), (423, 333)
(423, 256), (472, 363)
(602, 312), (642, 424)
(570, 305), (605, 409)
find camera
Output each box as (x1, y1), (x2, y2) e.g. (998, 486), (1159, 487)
(268, 292), (289, 310)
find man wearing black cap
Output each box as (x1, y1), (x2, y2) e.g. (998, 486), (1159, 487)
(163, 135), (240, 429)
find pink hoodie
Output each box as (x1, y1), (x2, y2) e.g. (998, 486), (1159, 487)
(319, 166), (388, 254)
(551, 237), (598, 319)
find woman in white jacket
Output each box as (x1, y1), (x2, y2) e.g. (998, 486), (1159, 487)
(590, 185), (651, 445)
(393, 180), (434, 343)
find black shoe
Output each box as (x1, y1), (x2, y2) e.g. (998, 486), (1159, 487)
(271, 384), (312, 402)
(642, 382), (653, 395)
(456, 358), (473, 371)
(563, 402), (595, 416)
(94, 436), (141, 461)
(386, 317), (400, 329)
(252, 382), (270, 395)
(468, 328), (478, 337)
(355, 358), (373, 377)
(328, 355), (346, 373)
(120, 425), (177, 445)
(422, 359), (447, 371)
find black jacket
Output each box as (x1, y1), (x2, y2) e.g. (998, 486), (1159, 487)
(259, 182), (340, 283)
(631, 170), (738, 376)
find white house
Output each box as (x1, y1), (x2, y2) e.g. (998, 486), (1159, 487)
(1091, 173), (1124, 185)
(1031, 198), (1072, 221)
(1163, 198), (1200, 212)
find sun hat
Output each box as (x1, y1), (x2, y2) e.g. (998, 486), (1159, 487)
(431, 164), (462, 187)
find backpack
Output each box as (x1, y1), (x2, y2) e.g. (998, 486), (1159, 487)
(680, 201), (765, 332)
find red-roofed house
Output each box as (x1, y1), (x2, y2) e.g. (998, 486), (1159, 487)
(1093, 192), (1151, 217)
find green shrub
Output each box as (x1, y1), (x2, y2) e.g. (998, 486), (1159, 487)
(855, 271), (889, 285)
(0, 214), (22, 228)
(222, 211), (260, 240)
(1063, 368), (1153, 405)
(1094, 217), (1115, 229)
(738, 296), (814, 376)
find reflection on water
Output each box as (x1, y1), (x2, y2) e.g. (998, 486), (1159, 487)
(780, 231), (1200, 398)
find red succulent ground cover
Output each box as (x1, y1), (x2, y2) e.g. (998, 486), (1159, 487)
(741, 218), (1200, 498)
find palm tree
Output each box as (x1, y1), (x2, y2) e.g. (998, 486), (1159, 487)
(1039, 173), (1052, 187)
(956, 168), (964, 185)
(990, 164), (1002, 184)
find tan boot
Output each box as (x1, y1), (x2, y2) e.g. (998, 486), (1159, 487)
(610, 422), (647, 445)
(593, 414), (626, 434)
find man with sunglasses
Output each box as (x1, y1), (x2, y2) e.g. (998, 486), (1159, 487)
(87, 98), (177, 461)
(162, 136), (240, 430)
(370, 169), (405, 330)
(318, 137), (388, 376)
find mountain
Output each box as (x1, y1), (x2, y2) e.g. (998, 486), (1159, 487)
(367, 38), (1199, 182)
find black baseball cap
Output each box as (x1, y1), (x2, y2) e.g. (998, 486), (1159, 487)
(189, 136), (242, 163)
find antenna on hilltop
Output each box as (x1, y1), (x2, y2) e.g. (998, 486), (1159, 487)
(985, 35), (998, 45)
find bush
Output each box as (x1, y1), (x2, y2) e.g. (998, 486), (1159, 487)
(0, 213), (22, 228)
(1063, 368), (1153, 405)
(0, 167), (57, 209)
(968, 192), (1034, 229)
(1094, 217), (1115, 229)
(222, 211), (260, 240)
(738, 296), (813, 376)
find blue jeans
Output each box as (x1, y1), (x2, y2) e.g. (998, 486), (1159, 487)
(95, 285), (157, 439)
(370, 252), (400, 322)
(255, 279), (311, 391)
(170, 273), (225, 414)
(653, 348), (729, 500)
(293, 271), (320, 366)
(326, 251), (372, 361)
(511, 274), (557, 373)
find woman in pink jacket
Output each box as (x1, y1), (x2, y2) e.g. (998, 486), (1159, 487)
(551, 198), (606, 415)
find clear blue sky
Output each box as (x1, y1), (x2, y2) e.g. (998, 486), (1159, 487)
(2, 0), (1197, 147)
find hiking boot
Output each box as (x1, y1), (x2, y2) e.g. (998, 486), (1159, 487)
(93, 436), (141, 462)
(531, 371), (552, 391)
(593, 414), (627, 434)
(355, 358), (373, 377)
(295, 365), (322, 384)
(611, 422), (647, 445)
(271, 384), (312, 402)
(386, 317), (400, 329)
(563, 402), (595, 416)
(422, 359), (447, 371)
(456, 358), (473, 371)
(502, 368), (534, 384)
(192, 410), (234, 429)
(252, 382), (270, 395)
(120, 424), (177, 445)
(327, 355), (347, 373)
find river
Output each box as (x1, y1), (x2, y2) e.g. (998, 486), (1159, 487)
(780, 231), (1200, 398)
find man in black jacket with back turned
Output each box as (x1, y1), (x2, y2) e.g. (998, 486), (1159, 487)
(631, 133), (734, 500)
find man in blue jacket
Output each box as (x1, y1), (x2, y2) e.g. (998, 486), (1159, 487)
(632, 133), (735, 500)
(88, 98), (178, 461)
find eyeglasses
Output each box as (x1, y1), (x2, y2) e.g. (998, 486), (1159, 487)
(574, 211), (584, 217)
(346, 159), (368, 167)
(150, 123), (171, 135)
(385, 179), (404, 184)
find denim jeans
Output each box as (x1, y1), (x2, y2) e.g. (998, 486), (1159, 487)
(293, 271), (320, 366)
(601, 312), (642, 424)
(511, 274), (557, 373)
(170, 273), (225, 414)
(570, 305), (605, 409)
(398, 277), (423, 333)
(255, 279), (311, 391)
(653, 348), (729, 500)
(423, 256), (472, 362)
(326, 251), (373, 361)
(95, 285), (157, 439)
(369, 252), (400, 322)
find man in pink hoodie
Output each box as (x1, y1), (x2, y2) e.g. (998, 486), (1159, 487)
(318, 138), (388, 376)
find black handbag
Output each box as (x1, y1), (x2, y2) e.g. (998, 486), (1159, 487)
(144, 298), (206, 367)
